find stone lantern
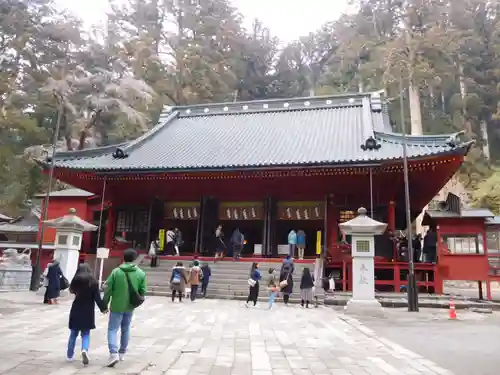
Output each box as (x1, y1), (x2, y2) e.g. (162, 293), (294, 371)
(43, 208), (97, 283)
(339, 207), (387, 312)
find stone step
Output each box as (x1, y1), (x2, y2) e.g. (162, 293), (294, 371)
(142, 259), (319, 303)
(147, 283), (305, 293)
(147, 272), (306, 282)
(146, 290), (321, 305)
(144, 264), (312, 274)
(143, 264), (312, 272)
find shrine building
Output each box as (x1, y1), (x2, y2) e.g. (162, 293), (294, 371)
(38, 92), (473, 292)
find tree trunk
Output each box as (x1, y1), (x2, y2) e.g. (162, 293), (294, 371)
(408, 81), (423, 135)
(480, 120), (491, 161)
(357, 61), (363, 93)
(429, 86), (435, 119)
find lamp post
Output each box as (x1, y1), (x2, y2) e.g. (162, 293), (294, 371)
(29, 99), (63, 291)
(399, 80), (419, 312)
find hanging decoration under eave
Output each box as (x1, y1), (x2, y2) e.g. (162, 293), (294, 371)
(165, 202), (200, 220)
(277, 201), (325, 220)
(55, 156), (459, 181)
(218, 202), (264, 220)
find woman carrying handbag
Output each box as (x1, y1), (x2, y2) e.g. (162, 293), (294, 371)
(245, 262), (261, 308)
(279, 255), (294, 305)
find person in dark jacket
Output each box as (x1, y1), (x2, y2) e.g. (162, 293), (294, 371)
(245, 263), (261, 307)
(170, 262), (188, 302)
(299, 268), (315, 308)
(412, 234), (422, 263)
(280, 255), (294, 305)
(174, 228), (183, 255)
(45, 259), (64, 304)
(200, 263), (211, 298)
(214, 225), (226, 262)
(423, 227), (437, 263)
(67, 263), (107, 364)
(231, 228), (244, 261)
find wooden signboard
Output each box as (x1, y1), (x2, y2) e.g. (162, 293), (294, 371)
(278, 201), (324, 220)
(165, 202), (200, 220)
(219, 202), (264, 220)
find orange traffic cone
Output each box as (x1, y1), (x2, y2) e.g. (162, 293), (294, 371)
(449, 297), (457, 320)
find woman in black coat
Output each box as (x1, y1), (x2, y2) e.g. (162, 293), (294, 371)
(66, 263), (107, 365)
(45, 260), (63, 304)
(279, 256), (294, 305)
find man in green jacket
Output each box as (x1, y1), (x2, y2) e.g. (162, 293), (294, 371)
(103, 248), (147, 367)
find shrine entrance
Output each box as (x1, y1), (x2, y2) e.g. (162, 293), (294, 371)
(218, 201), (264, 257)
(275, 201), (325, 258)
(162, 201), (200, 254)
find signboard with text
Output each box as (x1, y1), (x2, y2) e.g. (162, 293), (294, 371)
(278, 201), (324, 220)
(219, 202), (264, 220)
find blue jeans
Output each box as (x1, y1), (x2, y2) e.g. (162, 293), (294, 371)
(108, 311), (133, 354)
(67, 329), (90, 358)
(268, 291), (277, 308)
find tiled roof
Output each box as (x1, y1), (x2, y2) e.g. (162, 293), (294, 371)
(426, 208), (495, 219)
(0, 214), (40, 233)
(34, 188), (94, 198)
(0, 213), (13, 221)
(486, 216), (500, 225)
(48, 93), (472, 172)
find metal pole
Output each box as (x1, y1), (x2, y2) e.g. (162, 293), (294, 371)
(98, 256), (105, 287)
(93, 177), (107, 276)
(30, 98), (64, 291)
(369, 168), (374, 218)
(399, 79), (419, 312)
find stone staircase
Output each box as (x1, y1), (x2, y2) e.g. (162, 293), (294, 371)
(140, 258), (323, 304)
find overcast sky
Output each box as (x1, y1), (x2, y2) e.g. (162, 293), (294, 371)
(58, 0), (350, 43)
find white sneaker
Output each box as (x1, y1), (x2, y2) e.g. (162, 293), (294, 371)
(107, 354), (119, 367)
(66, 357), (74, 362)
(119, 353), (125, 362)
(81, 350), (89, 366)
(244, 302), (249, 308)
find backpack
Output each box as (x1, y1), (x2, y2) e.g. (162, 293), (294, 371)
(233, 231), (244, 246)
(124, 270), (144, 308)
(172, 269), (181, 284)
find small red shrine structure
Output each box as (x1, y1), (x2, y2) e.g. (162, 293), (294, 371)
(421, 193), (499, 300)
(38, 92), (474, 289)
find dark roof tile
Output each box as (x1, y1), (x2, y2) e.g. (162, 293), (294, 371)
(50, 93), (471, 172)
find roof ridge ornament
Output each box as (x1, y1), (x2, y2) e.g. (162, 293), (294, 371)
(113, 148), (129, 159)
(360, 136), (381, 151)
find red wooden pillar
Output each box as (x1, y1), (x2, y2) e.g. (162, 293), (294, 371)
(388, 201), (396, 260)
(327, 202), (338, 253)
(434, 225), (443, 294)
(482, 229), (493, 300)
(105, 207), (115, 249)
(394, 263), (401, 293)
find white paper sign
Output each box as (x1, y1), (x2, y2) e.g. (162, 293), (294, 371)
(96, 247), (110, 259)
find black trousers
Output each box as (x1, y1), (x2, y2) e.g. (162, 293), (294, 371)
(191, 285), (199, 301)
(172, 289), (182, 302)
(246, 282), (259, 305)
(283, 294), (290, 304)
(150, 256), (159, 267)
(201, 283), (209, 297)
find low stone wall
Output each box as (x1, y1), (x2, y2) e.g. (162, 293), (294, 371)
(0, 266), (32, 292)
(444, 280), (500, 289)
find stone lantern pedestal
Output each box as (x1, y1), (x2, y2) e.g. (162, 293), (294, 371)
(339, 207), (387, 314)
(43, 208), (97, 284)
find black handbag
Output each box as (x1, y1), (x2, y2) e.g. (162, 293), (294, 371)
(124, 271), (144, 308)
(60, 275), (69, 290)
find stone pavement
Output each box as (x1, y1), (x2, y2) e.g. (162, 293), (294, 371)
(0, 293), (454, 375)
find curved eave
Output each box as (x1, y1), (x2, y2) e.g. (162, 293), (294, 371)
(49, 142), (471, 175)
